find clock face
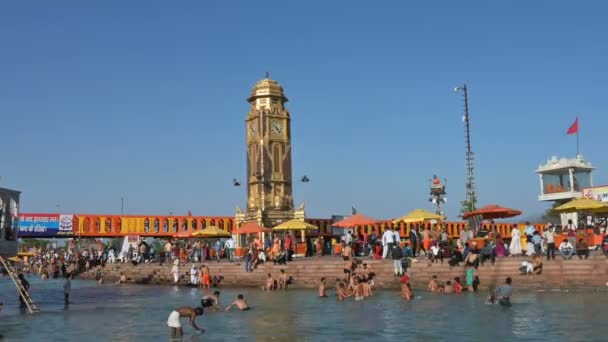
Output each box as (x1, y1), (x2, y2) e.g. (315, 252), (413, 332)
(271, 120), (283, 135)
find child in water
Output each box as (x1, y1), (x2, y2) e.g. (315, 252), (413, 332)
(319, 277), (327, 297)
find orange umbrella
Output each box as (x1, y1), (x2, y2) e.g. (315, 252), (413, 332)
(463, 204), (522, 220)
(235, 222), (272, 234)
(332, 214), (377, 227)
(174, 231), (193, 239)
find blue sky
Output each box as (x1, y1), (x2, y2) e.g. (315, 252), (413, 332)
(1, 1), (607, 221)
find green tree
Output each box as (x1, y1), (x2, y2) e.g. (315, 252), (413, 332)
(460, 198), (477, 217)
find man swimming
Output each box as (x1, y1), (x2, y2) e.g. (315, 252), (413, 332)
(201, 291), (221, 311)
(167, 306), (204, 338)
(225, 294), (250, 311)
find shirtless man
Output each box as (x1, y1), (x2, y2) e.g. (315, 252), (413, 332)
(353, 279), (364, 301)
(336, 280), (353, 301)
(201, 291), (221, 311)
(278, 269), (289, 289)
(401, 282), (413, 301)
(201, 265), (211, 289)
(444, 281), (454, 293)
(361, 280), (373, 297)
(225, 294), (250, 311)
(117, 272), (127, 285)
(262, 273), (276, 290)
(167, 306), (204, 338)
(342, 243), (353, 260)
(319, 277), (327, 297)
(427, 275), (439, 292)
(343, 258), (354, 279)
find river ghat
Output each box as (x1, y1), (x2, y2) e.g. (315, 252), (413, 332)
(1, 277), (608, 341)
(79, 255), (608, 290)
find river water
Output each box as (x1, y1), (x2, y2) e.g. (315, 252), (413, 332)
(1, 276), (607, 341)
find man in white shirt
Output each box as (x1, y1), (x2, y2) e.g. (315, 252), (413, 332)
(345, 231), (353, 245)
(565, 219), (577, 232)
(393, 229), (401, 246)
(224, 237), (236, 262)
(543, 225), (556, 260)
(559, 240), (573, 260)
(382, 228), (395, 259)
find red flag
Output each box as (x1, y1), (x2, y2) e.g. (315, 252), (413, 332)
(567, 117), (578, 135)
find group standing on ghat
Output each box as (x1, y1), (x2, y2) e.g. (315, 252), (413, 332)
(2, 220), (608, 337)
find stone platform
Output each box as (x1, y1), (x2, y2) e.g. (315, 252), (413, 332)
(80, 255), (608, 290)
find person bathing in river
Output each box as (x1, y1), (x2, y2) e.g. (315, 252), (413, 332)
(262, 273), (276, 290)
(201, 291), (221, 311)
(278, 269), (290, 289)
(400, 274), (413, 300)
(167, 306), (205, 338)
(336, 280), (353, 301)
(225, 294), (250, 311)
(319, 277), (328, 298)
(428, 275), (440, 292)
(489, 277), (513, 306)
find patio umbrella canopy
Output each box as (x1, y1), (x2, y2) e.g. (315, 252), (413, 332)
(332, 214), (377, 227)
(236, 222), (272, 234)
(393, 209), (444, 224)
(174, 231), (193, 239)
(273, 219), (318, 231)
(462, 204), (522, 220)
(191, 226), (231, 238)
(553, 198), (608, 213)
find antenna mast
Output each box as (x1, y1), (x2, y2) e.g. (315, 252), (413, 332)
(456, 84), (477, 214)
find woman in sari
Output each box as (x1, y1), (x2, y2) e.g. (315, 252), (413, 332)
(494, 237), (508, 257)
(509, 225), (522, 256)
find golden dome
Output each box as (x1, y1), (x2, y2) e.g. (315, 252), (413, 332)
(248, 73), (288, 102)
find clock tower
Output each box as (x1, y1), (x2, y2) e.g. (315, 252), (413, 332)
(243, 74), (295, 227)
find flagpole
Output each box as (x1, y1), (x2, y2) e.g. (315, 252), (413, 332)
(576, 130), (579, 156)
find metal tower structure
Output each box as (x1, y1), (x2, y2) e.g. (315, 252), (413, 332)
(454, 84), (477, 214)
(429, 175), (447, 216)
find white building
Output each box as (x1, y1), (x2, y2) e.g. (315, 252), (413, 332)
(536, 155), (594, 225)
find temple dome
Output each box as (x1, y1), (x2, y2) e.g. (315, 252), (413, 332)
(248, 74), (288, 102)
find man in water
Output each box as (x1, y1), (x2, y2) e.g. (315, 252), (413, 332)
(201, 291), (221, 311)
(167, 306), (205, 338)
(262, 273), (276, 290)
(64, 273), (72, 306)
(427, 275), (439, 292)
(319, 277), (327, 298)
(278, 269), (289, 289)
(225, 294), (249, 311)
(17, 274), (30, 307)
(494, 277), (513, 306)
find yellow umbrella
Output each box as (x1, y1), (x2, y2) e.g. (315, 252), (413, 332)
(392, 209), (445, 224)
(273, 219), (318, 231)
(553, 198), (608, 213)
(191, 225), (231, 238)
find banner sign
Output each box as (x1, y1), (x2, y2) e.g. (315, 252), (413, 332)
(583, 186), (608, 202)
(18, 213), (75, 237)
